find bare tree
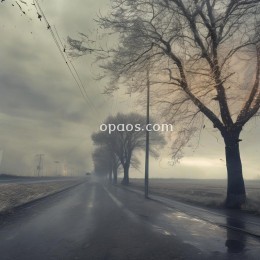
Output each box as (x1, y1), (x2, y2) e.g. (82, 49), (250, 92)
(92, 146), (123, 183)
(92, 143), (121, 184)
(71, 0), (259, 208)
(92, 146), (113, 181)
(92, 113), (165, 185)
(92, 133), (122, 184)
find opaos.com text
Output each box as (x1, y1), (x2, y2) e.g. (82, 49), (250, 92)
(100, 123), (174, 134)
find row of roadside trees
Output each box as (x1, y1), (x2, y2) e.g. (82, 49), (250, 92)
(91, 113), (165, 185)
(74, 0), (259, 209)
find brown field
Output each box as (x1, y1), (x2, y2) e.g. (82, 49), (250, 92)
(0, 180), (81, 213)
(129, 178), (260, 214)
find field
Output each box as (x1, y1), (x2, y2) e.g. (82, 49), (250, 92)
(0, 179), (83, 213)
(1, 177), (259, 215)
(129, 178), (260, 214)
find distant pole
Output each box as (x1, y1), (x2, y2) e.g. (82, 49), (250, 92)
(145, 68), (150, 198)
(54, 161), (60, 176)
(36, 154), (44, 177)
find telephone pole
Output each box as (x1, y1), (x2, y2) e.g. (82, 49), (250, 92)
(144, 68), (150, 198)
(36, 154), (44, 177)
(54, 161), (60, 176)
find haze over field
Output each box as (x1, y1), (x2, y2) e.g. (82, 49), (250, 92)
(0, 0), (259, 179)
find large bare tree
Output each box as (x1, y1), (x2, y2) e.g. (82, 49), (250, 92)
(71, 0), (260, 208)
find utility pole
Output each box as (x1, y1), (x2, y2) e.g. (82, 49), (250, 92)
(144, 68), (150, 198)
(54, 160), (60, 176)
(36, 154), (44, 177)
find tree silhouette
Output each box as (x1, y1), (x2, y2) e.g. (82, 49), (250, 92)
(92, 113), (165, 185)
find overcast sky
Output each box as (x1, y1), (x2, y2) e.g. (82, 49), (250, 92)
(0, 0), (259, 179)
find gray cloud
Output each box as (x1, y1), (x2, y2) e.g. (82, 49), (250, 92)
(0, 1), (111, 175)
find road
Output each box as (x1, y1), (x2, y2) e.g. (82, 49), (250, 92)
(0, 180), (259, 260)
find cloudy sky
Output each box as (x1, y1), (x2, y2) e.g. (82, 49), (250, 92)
(0, 0), (259, 179)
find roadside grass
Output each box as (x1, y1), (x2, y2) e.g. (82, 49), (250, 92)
(0, 180), (83, 213)
(129, 178), (260, 214)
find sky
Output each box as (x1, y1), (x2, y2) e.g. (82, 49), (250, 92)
(0, 0), (259, 179)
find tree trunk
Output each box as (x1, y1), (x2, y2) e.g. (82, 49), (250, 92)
(113, 165), (118, 184)
(121, 165), (129, 185)
(223, 131), (246, 208)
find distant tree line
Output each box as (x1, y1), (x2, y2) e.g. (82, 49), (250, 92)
(92, 113), (165, 185)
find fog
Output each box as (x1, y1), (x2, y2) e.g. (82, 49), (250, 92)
(0, 0), (259, 179)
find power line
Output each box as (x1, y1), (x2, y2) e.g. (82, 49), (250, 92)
(53, 26), (96, 109)
(37, 2), (87, 101)
(33, 0), (99, 117)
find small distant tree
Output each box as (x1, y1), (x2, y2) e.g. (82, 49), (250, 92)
(92, 145), (121, 184)
(92, 113), (165, 185)
(92, 146), (114, 181)
(92, 137), (121, 184)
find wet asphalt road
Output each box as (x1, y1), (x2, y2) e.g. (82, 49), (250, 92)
(0, 180), (260, 260)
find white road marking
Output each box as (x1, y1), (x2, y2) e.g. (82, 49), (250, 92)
(102, 185), (138, 223)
